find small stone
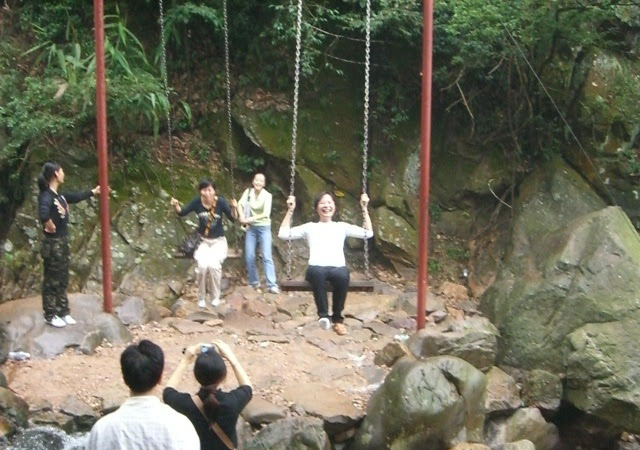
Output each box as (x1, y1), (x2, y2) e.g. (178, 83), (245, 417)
(374, 341), (411, 367)
(244, 299), (278, 317)
(247, 335), (291, 344)
(171, 319), (213, 334)
(432, 310), (448, 323)
(60, 395), (99, 431)
(363, 321), (398, 338)
(241, 397), (287, 426)
(504, 440), (536, 450)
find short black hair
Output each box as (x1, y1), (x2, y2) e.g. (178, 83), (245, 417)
(199, 179), (216, 191)
(120, 340), (164, 394)
(37, 161), (61, 192)
(194, 349), (227, 386)
(313, 191), (337, 212)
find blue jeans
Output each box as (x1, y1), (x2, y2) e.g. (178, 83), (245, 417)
(245, 225), (278, 289)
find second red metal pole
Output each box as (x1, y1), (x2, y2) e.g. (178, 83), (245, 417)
(417, 0), (434, 330)
(93, 0), (113, 313)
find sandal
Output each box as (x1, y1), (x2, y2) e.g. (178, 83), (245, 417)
(333, 323), (348, 336)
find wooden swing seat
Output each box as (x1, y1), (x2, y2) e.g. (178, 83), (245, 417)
(280, 279), (375, 292)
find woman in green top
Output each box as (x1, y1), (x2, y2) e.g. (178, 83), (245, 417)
(238, 173), (279, 293)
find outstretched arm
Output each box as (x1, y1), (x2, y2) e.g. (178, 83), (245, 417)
(165, 344), (200, 389)
(213, 340), (252, 388)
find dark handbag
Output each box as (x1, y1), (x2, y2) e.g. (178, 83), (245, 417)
(177, 197), (217, 258)
(179, 231), (202, 258)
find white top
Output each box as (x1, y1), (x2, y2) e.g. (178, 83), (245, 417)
(86, 395), (200, 450)
(279, 221), (373, 267)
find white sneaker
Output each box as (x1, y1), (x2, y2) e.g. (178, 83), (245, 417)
(197, 299), (206, 308)
(317, 317), (331, 330)
(63, 315), (76, 325)
(47, 316), (67, 328)
(268, 287), (280, 294)
(211, 298), (221, 307)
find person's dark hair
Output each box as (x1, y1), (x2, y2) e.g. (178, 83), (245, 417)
(120, 340), (164, 394)
(313, 191), (337, 215)
(194, 349), (227, 422)
(198, 179), (216, 191)
(252, 172), (266, 182)
(37, 162), (61, 192)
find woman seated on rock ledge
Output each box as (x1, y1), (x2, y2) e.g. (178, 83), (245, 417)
(278, 191), (373, 336)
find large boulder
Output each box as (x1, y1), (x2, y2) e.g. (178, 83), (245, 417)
(522, 370), (562, 415)
(0, 387), (28, 438)
(566, 49), (640, 225)
(481, 159), (640, 431)
(243, 417), (330, 450)
(566, 319), (640, 431)
(352, 356), (486, 450)
(484, 367), (521, 416)
(0, 160), (200, 304)
(485, 408), (559, 450)
(0, 294), (131, 358)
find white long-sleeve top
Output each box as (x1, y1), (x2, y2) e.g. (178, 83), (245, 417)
(279, 221), (373, 267)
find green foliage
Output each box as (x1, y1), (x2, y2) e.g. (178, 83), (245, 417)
(236, 155), (265, 174)
(429, 203), (442, 224)
(428, 258), (442, 274)
(445, 244), (470, 262)
(324, 149), (340, 163)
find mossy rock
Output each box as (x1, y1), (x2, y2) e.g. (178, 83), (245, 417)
(352, 356), (486, 450)
(371, 206), (417, 267)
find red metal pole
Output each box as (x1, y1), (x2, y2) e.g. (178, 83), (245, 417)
(417, 0), (434, 330)
(93, 0), (113, 313)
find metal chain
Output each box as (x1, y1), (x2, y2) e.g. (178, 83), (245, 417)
(158, 0), (176, 198)
(223, 0), (236, 200)
(286, 0), (304, 280)
(361, 0), (371, 279)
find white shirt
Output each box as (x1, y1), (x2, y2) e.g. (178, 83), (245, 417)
(279, 221), (373, 267)
(87, 395), (200, 450)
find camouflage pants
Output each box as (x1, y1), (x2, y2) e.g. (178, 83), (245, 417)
(41, 237), (70, 321)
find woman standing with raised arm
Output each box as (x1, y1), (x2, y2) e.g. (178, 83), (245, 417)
(278, 191), (373, 335)
(170, 179), (238, 308)
(37, 162), (100, 328)
(164, 340), (253, 450)
(237, 172), (279, 294)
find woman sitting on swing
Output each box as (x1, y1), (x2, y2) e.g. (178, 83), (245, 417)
(170, 180), (237, 308)
(278, 191), (373, 335)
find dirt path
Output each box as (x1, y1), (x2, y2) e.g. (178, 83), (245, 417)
(4, 287), (403, 417)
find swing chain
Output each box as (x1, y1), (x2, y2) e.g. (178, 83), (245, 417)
(286, 0), (304, 280)
(361, 0), (371, 279)
(223, 0), (236, 200)
(158, 0), (176, 198)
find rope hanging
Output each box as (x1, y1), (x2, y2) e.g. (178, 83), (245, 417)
(286, 0), (305, 280)
(223, 0), (237, 201)
(158, 0), (176, 198)
(361, 0), (371, 279)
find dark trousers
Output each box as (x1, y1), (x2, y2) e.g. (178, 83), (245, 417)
(41, 236), (70, 321)
(305, 265), (350, 323)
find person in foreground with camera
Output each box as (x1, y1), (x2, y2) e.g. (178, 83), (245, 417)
(163, 340), (252, 450)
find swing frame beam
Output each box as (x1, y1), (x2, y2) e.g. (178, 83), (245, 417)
(94, 0), (113, 313)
